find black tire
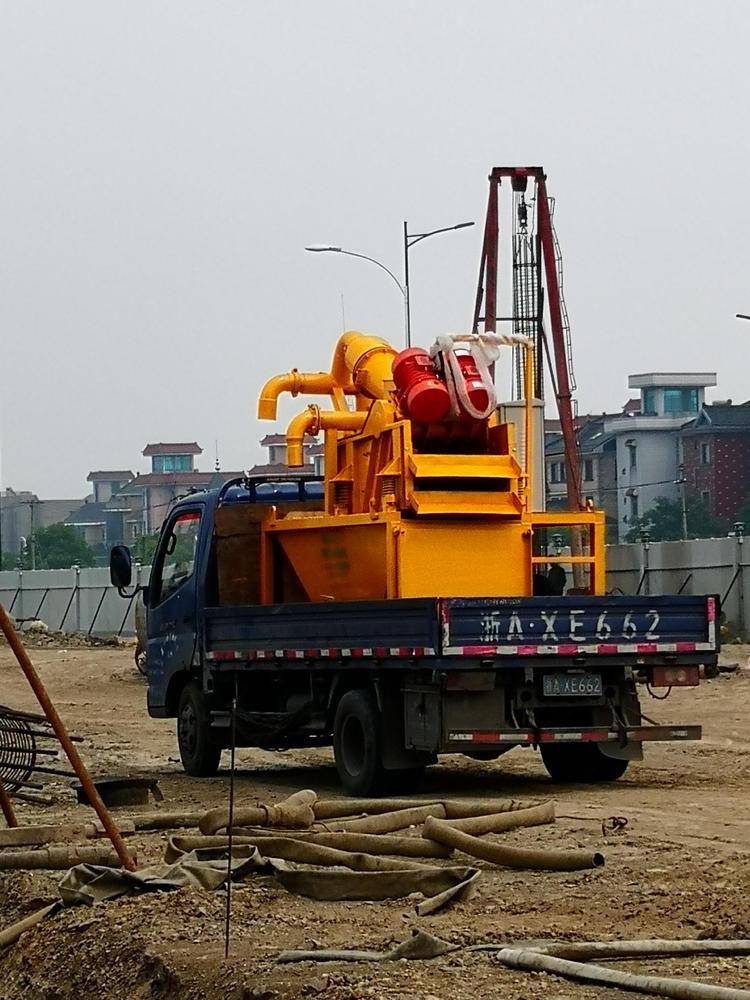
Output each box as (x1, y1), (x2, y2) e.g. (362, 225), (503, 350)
(177, 681), (222, 777)
(333, 688), (386, 796)
(540, 743), (629, 783)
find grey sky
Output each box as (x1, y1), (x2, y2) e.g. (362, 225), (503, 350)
(1, 1), (748, 497)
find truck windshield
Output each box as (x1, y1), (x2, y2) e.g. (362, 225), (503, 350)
(152, 510), (202, 606)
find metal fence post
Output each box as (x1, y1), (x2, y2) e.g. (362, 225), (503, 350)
(637, 532), (650, 596)
(735, 522), (745, 639)
(73, 565), (81, 632)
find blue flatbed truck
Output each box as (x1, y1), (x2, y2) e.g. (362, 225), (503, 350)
(110, 477), (719, 795)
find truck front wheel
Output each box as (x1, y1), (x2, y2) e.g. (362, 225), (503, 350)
(177, 681), (222, 777)
(540, 743), (629, 783)
(333, 689), (385, 796)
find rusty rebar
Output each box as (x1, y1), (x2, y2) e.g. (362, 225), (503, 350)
(0, 778), (18, 827)
(0, 602), (136, 871)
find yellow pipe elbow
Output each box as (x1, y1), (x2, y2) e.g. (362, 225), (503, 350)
(286, 405), (368, 467)
(257, 370), (340, 421)
(331, 332), (397, 401)
(286, 408), (318, 466)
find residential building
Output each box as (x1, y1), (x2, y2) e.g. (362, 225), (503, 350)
(86, 471), (134, 504)
(680, 403), (750, 521)
(1, 490), (84, 565)
(256, 434), (324, 475)
(545, 416), (618, 539)
(604, 373), (716, 540)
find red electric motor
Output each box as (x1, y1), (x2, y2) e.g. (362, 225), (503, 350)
(392, 347), (451, 423)
(454, 353), (491, 418)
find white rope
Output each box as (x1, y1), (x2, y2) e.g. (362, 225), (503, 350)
(429, 333), (518, 421)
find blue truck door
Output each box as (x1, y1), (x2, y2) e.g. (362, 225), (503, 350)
(146, 506), (203, 713)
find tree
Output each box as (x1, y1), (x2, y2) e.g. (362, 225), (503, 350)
(625, 496), (728, 543)
(131, 533), (160, 565)
(24, 523), (97, 569)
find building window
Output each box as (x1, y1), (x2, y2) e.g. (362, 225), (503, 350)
(630, 493), (639, 519)
(663, 388), (699, 414)
(701, 489), (711, 507)
(583, 459), (594, 482)
(549, 463), (558, 484)
(700, 442), (711, 465)
(153, 455), (193, 473)
(626, 442), (637, 470)
(642, 388), (657, 415)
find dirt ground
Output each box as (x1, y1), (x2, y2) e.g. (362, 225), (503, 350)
(2, 641), (750, 999)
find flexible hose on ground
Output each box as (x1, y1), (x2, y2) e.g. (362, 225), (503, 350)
(422, 816), (603, 871)
(321, 804), (446, 834)
(228, 829), (452, 857)
(496, 947), (750, 1000)
(444, 802), (554, 835)
(199, 789), (317, 835)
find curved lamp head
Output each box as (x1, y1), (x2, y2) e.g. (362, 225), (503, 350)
(305, 245), (343, 253)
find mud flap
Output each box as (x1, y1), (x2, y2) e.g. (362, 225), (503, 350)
(376, 679), (436, 771)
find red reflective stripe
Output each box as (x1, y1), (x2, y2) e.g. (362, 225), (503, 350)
(473, 732), (500, 744)
(517, 645), (538, 656)
(597, 644), (618, 654)
(414, 647), (424, 657)
(707, 597), (716, 622)
(351, 649), (364, 659)
(399, 647), (410, 658)
(637, 643), (658, 654)
(213, 651), (233, 661)
(557, 645), (579, 655)
(675, 642), (697, 653)
(374, 647), (388, 658)
(461, 646), (497, 656)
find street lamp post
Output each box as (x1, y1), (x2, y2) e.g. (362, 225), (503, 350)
(306, 219), (474, 348)
(403, 221), (474, 347)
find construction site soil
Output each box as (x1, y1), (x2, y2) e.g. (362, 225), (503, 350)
(2, 641), (750, 999)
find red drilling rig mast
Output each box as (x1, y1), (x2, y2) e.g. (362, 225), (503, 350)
(472, 166), (581, 511)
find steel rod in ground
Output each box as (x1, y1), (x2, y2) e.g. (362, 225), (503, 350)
(0, 601), (136, 871)
(225, 693), (237, 960)
(0, 778), (18, 827)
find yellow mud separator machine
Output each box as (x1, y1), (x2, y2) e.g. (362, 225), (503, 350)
(257, 330), (604, 603)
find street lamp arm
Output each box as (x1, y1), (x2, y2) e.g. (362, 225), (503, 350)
(335, 250), (406, 298)
(406, 221), (475, 248)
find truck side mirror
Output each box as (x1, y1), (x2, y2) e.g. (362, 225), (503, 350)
(110, 545), (133, 590)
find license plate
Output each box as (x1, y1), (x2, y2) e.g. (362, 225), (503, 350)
(543, 672), (602, 697)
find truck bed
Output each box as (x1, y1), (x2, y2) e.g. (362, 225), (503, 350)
(203, 594), (718, 664)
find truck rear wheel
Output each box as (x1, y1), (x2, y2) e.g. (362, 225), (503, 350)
(333, 689), (386, 796)
(177, 681), (222, 777)
(540, 743), (629, 783)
